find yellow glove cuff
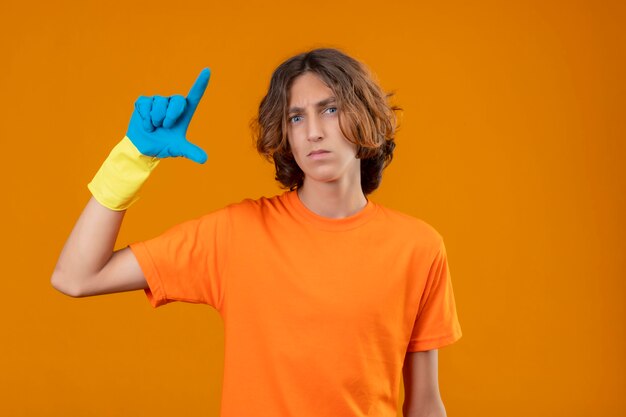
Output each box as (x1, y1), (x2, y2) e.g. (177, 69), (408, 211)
(87, 136), (160, 211)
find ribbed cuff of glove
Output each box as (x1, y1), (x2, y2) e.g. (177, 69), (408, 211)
(87, 136), (160, 211)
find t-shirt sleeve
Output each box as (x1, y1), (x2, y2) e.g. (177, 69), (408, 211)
(407, 238), (462, 352)
(127, 206), (231, 311)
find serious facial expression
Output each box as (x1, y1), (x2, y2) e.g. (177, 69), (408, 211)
(286, 72), (361, 186)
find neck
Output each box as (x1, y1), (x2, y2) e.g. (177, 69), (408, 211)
(297, 176), (368, 219)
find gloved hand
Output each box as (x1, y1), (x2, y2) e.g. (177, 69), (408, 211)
(126, 68), (211, 163)
(87, 69), (211, 211)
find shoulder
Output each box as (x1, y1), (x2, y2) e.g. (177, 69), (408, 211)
(375, 203), (444, 247)
(223, 192), (288, 218)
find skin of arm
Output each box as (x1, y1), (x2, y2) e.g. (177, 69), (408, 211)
(51, 70), (212, 298)
(402, 349), (447, 417)
(51, 196), (147, 297)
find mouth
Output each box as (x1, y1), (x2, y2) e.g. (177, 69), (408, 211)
(308, 150), (330, 156)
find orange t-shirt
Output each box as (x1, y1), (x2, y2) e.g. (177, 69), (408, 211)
(129, 190), (462, 417)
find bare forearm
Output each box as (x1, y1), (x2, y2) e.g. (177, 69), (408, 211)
(404, 411), (446, 417)
(51, 196), (125, 295)
(403, 398), (447, 417)
(404, 409), (447, 417)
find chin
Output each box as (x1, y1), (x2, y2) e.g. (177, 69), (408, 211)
(304, 173), (342, 184)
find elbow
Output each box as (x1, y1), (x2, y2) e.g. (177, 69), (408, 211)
(50, 270), (85, 298)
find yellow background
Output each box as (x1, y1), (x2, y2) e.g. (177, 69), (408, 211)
(1, 0), (624, 415)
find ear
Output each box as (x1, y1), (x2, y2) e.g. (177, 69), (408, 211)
(355, 144), (364, 159)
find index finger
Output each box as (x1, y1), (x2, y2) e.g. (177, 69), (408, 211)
(186, 68), (211, 110)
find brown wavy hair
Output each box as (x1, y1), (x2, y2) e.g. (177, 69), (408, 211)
(251, 48), (402, 195)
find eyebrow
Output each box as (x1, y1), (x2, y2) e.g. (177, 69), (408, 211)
(288, 96), (337, 115)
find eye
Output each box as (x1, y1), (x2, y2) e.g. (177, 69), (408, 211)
(289, 115), (302, 124)
(325, 107), (338, 114)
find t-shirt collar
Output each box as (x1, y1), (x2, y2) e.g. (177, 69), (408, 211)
(283, 189), (378, 231)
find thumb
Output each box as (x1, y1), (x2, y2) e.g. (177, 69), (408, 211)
(178, 140), (208, 164)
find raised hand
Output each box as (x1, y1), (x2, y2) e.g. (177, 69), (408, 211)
(125, 68), (211, 164)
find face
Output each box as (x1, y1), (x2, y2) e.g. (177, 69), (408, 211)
(286, 72), (361, 188)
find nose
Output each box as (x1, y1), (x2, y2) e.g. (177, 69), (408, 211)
(306, 114), (323, 142)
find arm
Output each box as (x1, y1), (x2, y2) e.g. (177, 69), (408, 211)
(51, 68), (211, 298)
(402, 350), (447, 417)
(51, 197), (147, 297)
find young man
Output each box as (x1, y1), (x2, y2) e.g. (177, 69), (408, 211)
(51, 48), (462, 417)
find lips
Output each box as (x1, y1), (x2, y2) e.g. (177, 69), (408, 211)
(308, 150), (330, 156)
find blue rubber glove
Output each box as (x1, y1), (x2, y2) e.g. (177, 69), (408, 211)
(125, 68), (211, 164)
